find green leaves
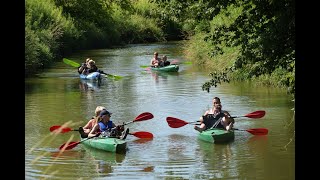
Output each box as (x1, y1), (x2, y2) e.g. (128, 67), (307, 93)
(202, 70), (231, 93)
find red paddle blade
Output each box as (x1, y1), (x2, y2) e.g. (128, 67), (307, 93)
(59, 141), (80, 150)
(246, 128), (268, 135)
(166, 117), (189, 128)
(134, 112), (154, 122)
(50, 126), (72, 133)
(244, 110), (266, 118)
(130, 131), (153, 139)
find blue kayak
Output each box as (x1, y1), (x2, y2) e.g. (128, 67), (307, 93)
(79, 72), (101, 81)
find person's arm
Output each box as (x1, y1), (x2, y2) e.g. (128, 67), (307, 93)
(83, 119), (94, 133)
(194, 117), (206, 132)
(225, 122), (233, 131)
(223, 111), (234, 131)
(81, 67), (88, 75)
(88, 124), (100, 138)
(78, 64), (86, 73)
(224, 111), (235, 123)
(83, 119), (93, 129)
(93, 65), (98, 72)
(112, 122), (116, 128)
(194, 112), (209, 132)
(198, 110), (209, 124)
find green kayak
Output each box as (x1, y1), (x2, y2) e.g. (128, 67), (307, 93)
(81, 136), (127, 154)
(197, 128), (235, 144)
(151, 64), (179, 72)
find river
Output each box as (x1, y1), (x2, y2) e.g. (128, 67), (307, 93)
(25, 41), (295, 179)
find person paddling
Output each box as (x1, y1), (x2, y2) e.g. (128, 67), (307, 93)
(87, 109), (129, 140)
(79, 106), (106, 138)
(150, 52), (161, 67)
(78, 58), (91, 74)
(194, 97), (234, 132)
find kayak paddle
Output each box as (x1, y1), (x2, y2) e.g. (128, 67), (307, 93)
(50, 125), (78, 133)
(129, 131), (153, 139)
(123, 112), (154, 125)
(231, 110), (266, 119)
(59, 131), (153, 150)
(165, 117), (268, 135)
(166, 110), (266, 128)
(59, 130), (154, 151)
(63, 58), (81, 67)
(57, 112), (154, 150)
(51, 112), (154, 133)
(102, 73), (123, 80)
(140, 65), (150, 68)
(62, 58), (123, 80)
(59, 133), (101, 150)
(169, 60), (192, 65)
(166, 117), (198, 128)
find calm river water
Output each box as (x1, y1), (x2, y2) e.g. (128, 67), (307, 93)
(25, 41), (295, 179)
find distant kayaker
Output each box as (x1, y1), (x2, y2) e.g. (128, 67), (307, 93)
(194, 97), (234, 132)
(81, 59), (99, 75)
(78, 58), (91, 74)
(79, 106), (106, 138)
(87, 109), (129, 140)
(150, 52), (161, 67)
(80, 58), (108, 75)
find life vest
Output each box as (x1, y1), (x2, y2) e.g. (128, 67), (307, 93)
(98, 120), (113, 132)
(203, 111), (225, 130)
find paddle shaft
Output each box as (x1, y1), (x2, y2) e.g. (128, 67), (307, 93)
(60, 133), (100, 150)
(186, 110), (266, 124)
(233, 128), (247, 131)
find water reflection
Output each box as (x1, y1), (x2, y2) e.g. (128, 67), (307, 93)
(148, 70), (179, 83)
(79, 79), (101, 92)
(83, 146), (126, 176)
(197, 140), (233, 163)
(196, 140), (238, 178)
(131, 138), (153, 144)
(51, 150), (84, 159)
(167, 134), (191, 160)
(246, 135), (269, 158)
